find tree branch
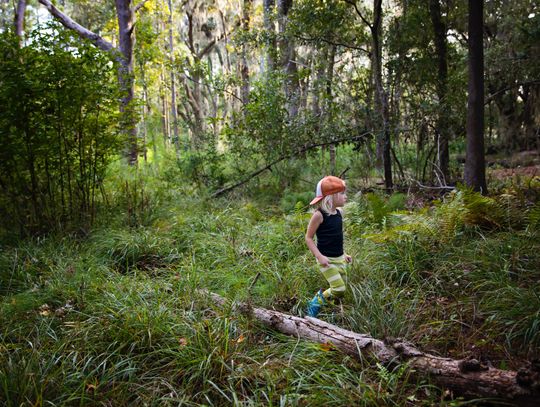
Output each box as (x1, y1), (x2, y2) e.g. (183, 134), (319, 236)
(37, 0), (114, 53)
(295, 34), (371, 55)
(211, 133), (370, 197)
(485, 80), (540, 105)
(133, 0), (149, 13)
(342, 0), (373, 29)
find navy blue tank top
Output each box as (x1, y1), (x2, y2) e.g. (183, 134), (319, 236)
(316, 209), (343, 257)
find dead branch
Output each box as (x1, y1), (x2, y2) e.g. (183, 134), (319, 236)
(211, 133), (370, 198)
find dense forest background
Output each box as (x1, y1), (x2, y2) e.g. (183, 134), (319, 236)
(1, 0), (539, 405)
(0, 0), (538, 234)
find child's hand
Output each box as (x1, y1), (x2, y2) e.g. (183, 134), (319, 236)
(345, 254), (352, 263)
(317, 255), (330, 267)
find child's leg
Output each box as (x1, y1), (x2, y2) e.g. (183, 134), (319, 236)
(307, 256), (347, 317)
(320, 257), (347, 300)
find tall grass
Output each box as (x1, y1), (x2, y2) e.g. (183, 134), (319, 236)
(1, 179), (538, 405)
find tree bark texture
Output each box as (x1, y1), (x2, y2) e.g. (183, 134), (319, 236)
(239, 0), (252, 107)
(115, 0), (138, 165)
(278, 0), (299, 118)
(263, 0), (276, 73)
(429, 0), (450, 183)
(464, 0), (487, 193)
(14, 0), (26, 43)
(325, 45), (336, 175)
(167, 0), (180, 154)
(371, 0), (393, 190)
(205, 291), (540, 405)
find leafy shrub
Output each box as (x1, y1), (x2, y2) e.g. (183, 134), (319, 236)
(0, 26), (120, 235)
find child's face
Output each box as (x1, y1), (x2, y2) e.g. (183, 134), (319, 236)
(333, 190), (347, 207)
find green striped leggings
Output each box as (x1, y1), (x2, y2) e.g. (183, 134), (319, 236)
(319, 255), (348, 300)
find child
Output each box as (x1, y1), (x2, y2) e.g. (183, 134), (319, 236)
(305, 175), (352, 317)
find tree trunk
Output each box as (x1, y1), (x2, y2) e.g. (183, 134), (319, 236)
(263, 0), (276, 73)
(159, 70), (170, 146)
(205, 291), (540, 406)
(167, 0), (180, 154)
(115, 0), (138, 165)
(14, 0), (26, 45)
(429, 0), (450, 184)
(372, 0), (393, 190)
(325, 45), (336, 175)
(522, 83), (540, 150)
(278, 0), (299, 118)
(464, 0), (487, 193)
(239, 0), (252, 107)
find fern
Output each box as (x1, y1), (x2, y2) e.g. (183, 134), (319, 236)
(461, 188), (505, 229)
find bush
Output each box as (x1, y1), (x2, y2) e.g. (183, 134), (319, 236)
(0, 26), (120, 235)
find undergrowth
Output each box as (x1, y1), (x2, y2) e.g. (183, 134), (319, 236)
(1, 171), (539, 405)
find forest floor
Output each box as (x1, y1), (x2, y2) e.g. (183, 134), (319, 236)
(487, 149), (540, 180)
(1, 161), (539, 406)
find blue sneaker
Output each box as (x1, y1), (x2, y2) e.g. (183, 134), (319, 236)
(306, 289), (326, 317)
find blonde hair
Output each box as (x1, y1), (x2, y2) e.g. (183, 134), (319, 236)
(316, 194), (336, 214)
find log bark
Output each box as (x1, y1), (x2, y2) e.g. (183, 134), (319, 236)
(204, 291), (540, 405)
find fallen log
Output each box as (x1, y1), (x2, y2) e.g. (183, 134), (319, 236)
(203, 291), (540, 406)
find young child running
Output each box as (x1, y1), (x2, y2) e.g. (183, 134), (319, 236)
(305, 175), (352, 317)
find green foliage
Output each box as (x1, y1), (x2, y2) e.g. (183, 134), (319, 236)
(346, 192), (407, 235)
(0, 25), (120, 235)
(280, 190), (313, 213)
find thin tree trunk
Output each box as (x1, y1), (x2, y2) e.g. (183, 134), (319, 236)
(326, 45), (336, 175)
(429, 0), (450, 184)
(239, 0), (252, 106)
(159, 70), (170, 146)
(14, 0), (26, 45)
(185, 12), (206, 146)
(167, 0), (180, 154)
(263, 0), (276, 73)
(464, 0), (487, 193)
(115, 0), (138, 165)
(140, 65), (149, 162)
(522, 83), (540, 150)
(372, 0), (392, 190)
(278, 0), (298, 118)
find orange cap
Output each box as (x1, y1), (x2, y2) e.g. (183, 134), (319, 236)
(309, 176), (346, 205)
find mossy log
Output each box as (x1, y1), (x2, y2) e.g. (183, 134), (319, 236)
(204, 291), (540, 406)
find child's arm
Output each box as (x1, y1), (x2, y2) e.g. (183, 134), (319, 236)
(337, 209), (353, 263)
(305, 211), (329, 267)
